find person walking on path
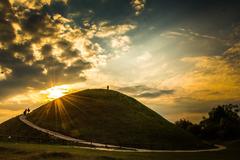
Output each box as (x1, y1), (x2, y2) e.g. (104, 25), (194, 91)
(23, 109), (27, 116)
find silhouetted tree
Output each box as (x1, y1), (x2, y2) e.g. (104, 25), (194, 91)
(200, 104), (240, 140)
(176, 104), (240, 140)
(175, 119), (202, 137)
(175, 119), (193, 130)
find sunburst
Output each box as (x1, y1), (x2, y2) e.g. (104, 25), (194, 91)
(41, 85), (70, 100)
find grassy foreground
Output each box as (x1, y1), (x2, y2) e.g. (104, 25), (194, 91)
(0, 140), (239, 160)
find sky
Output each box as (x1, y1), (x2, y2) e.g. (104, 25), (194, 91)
(1, 0), (240, 123)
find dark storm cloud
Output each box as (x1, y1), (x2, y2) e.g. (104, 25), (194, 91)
(21, 10), (60, 43)
(41, 44), (53, 57)
(0, 0), (11, 17)
(0, 0), (15, 43)
(22, 11), (47, 33)
(57, 40), (81, 59)
(45, 0), (136, 27)
(68, 0), (133, 22)
(65, 59), (91, 74)
(9, 42), (35, 63)
(0, 49), (44, 99)
(118, 85), (175, 98)
(0, 19), (16, 43)
(36, 56), (65, 74)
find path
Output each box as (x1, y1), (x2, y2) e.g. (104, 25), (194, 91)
(19, 115), (226, 153)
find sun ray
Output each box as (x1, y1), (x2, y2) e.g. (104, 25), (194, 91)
(54, 99), (74, 129)
(62, 96), (87, 116)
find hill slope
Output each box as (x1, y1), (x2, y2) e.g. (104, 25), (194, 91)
(0, 116), (68, 144)
(23, 89), (209, 149)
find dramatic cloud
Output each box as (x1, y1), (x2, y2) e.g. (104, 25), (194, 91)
(94, 23), (136, 38)
(1, 0), (240, 123)
(9, 0), (68, 9)
(0, 1), (88, 99)
(0, 0), (136, 101)
(0, 66), (12, 81)
(118, 85), (175, 98)
(118, 85), (152, 93)
(178, 54), (240, 102)
(136, 90), (175, 98)
(131, 0), (146, 15)
(159, 37), (240, 117)
(111, 35), (131, 52)
(160, 28), (218, 40)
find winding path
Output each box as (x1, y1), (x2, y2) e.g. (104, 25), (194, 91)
(19, 115), (226, 153)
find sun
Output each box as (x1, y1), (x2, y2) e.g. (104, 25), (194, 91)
(41, 85), (70, 100)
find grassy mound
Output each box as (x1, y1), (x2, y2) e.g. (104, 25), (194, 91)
(0, 116), (52, 143)
(0, 116), (82, 145)
(24, 89), (210, 149)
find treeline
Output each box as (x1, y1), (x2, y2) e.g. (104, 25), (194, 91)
(175, 104), (240, 140)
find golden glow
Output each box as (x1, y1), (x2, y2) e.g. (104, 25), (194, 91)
(41, 85), (70, 100)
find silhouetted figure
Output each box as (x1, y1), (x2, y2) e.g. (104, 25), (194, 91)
(23, 109), (27, 116)
(27, 108), (30, 113)
(107, 85), (109, 90)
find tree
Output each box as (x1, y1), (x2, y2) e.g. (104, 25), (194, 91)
(176, 104), (240, 140)
(175, 119), (202, 137)
(200, 104), (240, 140)
(175, 119), (193, 130)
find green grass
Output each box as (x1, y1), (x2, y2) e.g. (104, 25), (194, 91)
(0, 140), (239, 160)
(25, 89), (209, 149)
